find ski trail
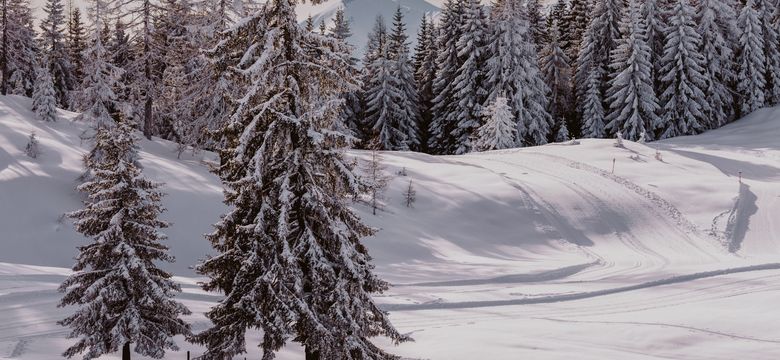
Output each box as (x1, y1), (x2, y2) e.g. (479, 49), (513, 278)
(382, 263), (780, 311)
(395, 262), (598, 287)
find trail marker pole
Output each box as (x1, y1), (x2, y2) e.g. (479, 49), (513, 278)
(739, 171), (742, 183)
(612, 158), (616, 174)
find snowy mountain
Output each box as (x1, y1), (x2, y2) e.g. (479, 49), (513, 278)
(2, 94), (780, 359)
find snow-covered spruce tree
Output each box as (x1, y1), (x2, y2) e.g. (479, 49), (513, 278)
(429, 0), (464, 154)
(363, 28), (409, 150)
(542, 19), (573, 140)
(755, 0), (780, 105)
(388, 7), (421, 150)
(582, 69), (606, 137)
(59, 122), (191, 360)
(736, 0), (766, 115)
(413, 15), (437, 153)
(450, 0), (488, 154)
(39, 0), (75, 108)
(641, 0), (666, 88)
(327, 7), (363, 141)
(696, 0), (738, 127)
(74, 0), (122, 131)
(575, 0), (624, 138)
(32, 65), (58, 122)
(123, 0), (162, 139)
(475, 96), (518, 151)
(67, 7), (86, 88)
(526, 0), (546, 53)
(658, 0), (709, 139)
(2, 0), (38, 96)
(190, 1), (408, 358)
(605, 0), (660, 141)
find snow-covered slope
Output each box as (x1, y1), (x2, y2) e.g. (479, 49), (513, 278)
(2, 94), (780, 359)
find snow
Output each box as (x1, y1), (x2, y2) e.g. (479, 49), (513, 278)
(2, 94), (780, 358)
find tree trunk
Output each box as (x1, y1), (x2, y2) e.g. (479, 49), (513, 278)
(144, 96), (153, 140)
(304, 346), (319, 360)
(122, 342), (131, 360)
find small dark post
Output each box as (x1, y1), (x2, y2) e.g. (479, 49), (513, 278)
(122, 342), (131, 360)
(186, 350), (190, 360)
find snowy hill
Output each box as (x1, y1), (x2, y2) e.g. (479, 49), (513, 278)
(2, 94), (780, 359)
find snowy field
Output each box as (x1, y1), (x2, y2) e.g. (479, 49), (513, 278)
(1, 94), (779, 359)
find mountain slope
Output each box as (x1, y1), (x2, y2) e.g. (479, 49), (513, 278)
(2, 94), (780, 359)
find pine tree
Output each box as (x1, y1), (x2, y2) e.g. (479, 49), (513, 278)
(328, 7), (362, 142)
(451, 0), (488, 154)
(67, 7), (86, 87)
(658, 0), (709, 138)
(429, 0), (464, 154)
(32, 65), (58, 122)
(736, 0), (766, 114)
(190, 1), (407, 358)
(40, 0), (75, 108)
(542, 19), (573, 139)
(605, 0), (660, 141)
(696, 0), (738, 127)
(59, 122), (191, 360)
(475, 96), (518, 151)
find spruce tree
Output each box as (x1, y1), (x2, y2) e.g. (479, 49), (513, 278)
(582, 70), (606, 137)
(67, 7), (86, 87)
(59, 122), (191, 360)
(658, 0), (709, 138)
(756, 0), (780, 105)
(429, 0), (464, 154)
(3, 0), (37, 97)
(40, 0), (75, 108)
(451, 0), (488, 154)
(696, 0), (738, 127)
(526, 0), (546, 53)
(542, 19), (573, 140)
(32, 65), (58, 122)
(388, 7), (420, 150)
(413, 15), (437, 153)
(736, 0), (766, 114)
(475, 96), (518, 151)
(641, 0), (666, 88)
(328, 7), (362, 142)
(190, 1), (407, 358)
(605, 0), (660, 141)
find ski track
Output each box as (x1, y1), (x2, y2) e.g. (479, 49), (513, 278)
(382, 263), (780, 311)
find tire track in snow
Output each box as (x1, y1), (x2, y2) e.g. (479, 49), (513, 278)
(382, 263), (780, 311)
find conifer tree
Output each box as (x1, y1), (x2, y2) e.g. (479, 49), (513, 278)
(32, 65), (58, 122)
(605, 0), (660, 141)
(575, 0), (623, 138)
(736, 0), (766, 114)
(67, 7), (86, 87)
(658, 0), (709, 138)
(59, 122), (191, 360)
(388, 7), (420, 150)
(696, 0), (738, 127)
(429, 0), (464, 154)
(755, 0), (780, 105)
(475, 96), (518, 151)
(641, 0), (666, 88)
(40, 0), (75, 108)
(526, 0), (546, 53)
(413, 15), (437, 152)
(328, 7), (362, 141)
(451, 0), (488, 154)
(542, 19), (573, 139)
(190, 1), (407, 358)
(2, 0), (37, 96)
